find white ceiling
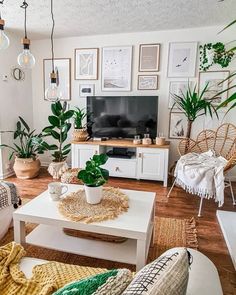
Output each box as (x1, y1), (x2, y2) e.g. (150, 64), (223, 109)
(1, 0), (235, 40)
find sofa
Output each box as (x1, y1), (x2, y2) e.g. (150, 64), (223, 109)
(19, 247), (223, 295)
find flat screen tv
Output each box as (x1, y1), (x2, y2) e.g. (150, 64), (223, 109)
(87, 96), (158, 139)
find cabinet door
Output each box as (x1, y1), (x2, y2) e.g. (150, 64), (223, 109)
(72, 144), (99, 169)
(137, 148), (165, 180)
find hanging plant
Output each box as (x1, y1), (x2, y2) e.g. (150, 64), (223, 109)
(199, 42), (235, 71)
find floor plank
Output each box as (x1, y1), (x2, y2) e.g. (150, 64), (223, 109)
(6, 168), (236, 294)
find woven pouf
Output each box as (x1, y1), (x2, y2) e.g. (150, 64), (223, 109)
(61, 168), (82, 184)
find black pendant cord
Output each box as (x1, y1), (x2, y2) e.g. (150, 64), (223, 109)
(20, 1), (28, 39)
(0, 0), (4, 20)
(50, 0), (55, 73)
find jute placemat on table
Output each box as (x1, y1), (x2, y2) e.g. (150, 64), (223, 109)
(58, 187), (129, 224)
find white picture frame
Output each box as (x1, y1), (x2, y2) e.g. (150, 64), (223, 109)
(168, 81), (193, 108)
(138, 75), (158, 90)
(167, 42), (198, 77)
(198, 71), (229, 106)
(79, 84), (95, 97)
(139, 44), (160, 72)
(43, 58), (71, 101)
(75, 48), (98, 80)
(101, 46), (132, 91)
(169, 112), (188, 139)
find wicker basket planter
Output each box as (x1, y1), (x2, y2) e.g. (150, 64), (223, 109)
(48, 161), (68, 179)
(13, 157), (41, 179)
(73, 128), (88, 142)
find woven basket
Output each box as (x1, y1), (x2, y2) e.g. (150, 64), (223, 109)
(73, 128), (88, 142)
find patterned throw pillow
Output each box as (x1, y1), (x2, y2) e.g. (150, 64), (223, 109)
(53, 268), (132, 295)
(123, 248), (190, 295)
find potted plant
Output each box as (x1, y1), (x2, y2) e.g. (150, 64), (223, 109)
(72, 107), (89, 142)
(78, 154), (109, 204)
(0, 117), (51, 179)
(43, 101), (74, 179)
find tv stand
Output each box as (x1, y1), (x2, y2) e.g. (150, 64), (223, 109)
(71, 139), (170, 187)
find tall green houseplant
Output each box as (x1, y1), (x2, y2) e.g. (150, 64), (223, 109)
(43, 101), (74, 162)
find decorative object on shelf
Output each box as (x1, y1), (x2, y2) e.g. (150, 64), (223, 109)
(155, 136), (166, 145)
(138, 43), (160, 72)
(45, 0), (62, 102)
(138, 75), (158, 90)
(42, 101), (74, 179)
(72, 107), (89, 142)
(58, 186), (128, 223)
(199, 42), (235, 71)
(133, 135), (141, 145)
(79, 84), (95, 97)
(75, 48), (98, 80)
(17, 1), (35, 69)
(48, 182), (68, 201)
(169, 112), (188, 139)
(0, 0), (9, 50)
(0, 117), (50, 179)
(168, 81), (193, 109)
(44, 58), (71, 101)
(102, 46), (132, 91)
(11, 67), (25, 81)
(198, 70), (229, 106)
(142, 133), (152, 145)
(167, 42), (198, 77)
(78, 154), (109, 205)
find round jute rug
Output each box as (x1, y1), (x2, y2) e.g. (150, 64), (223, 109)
(58, 186), (129, 223)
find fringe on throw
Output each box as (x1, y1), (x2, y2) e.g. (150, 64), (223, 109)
(185, 217), (198, 250)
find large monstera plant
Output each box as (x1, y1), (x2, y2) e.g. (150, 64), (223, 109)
(43, 101), (74, 179)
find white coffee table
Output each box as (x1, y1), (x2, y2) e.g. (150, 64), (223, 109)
(13, 184), (155, 270)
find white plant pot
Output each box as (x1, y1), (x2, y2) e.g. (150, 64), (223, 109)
(84, 185), (102, 205)
(48, 161), (68, 179)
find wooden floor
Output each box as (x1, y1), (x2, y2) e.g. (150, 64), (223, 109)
(6, 168), (236, 294)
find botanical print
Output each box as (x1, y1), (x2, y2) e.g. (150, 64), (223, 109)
(167, 42), (198, 77)
(102, 46), (132, 91)
(138, 75), (158, 90)
(169, 112), (188, 139)
(75, 48), (98, 80)
(168, 81), (192, 108)
(44, 58), (71, 101)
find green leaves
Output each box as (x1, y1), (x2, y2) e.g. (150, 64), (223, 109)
(73, 107), (87, 129)
(48, 116), (60, 127)
(78, 153), (109, 187)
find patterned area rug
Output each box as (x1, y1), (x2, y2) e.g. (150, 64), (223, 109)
(0, 206), (198, 271)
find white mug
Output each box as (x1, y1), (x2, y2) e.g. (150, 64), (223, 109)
(48, 182), (68, 201)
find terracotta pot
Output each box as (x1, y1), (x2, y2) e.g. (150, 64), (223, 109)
(48, 161), (68, 179)
(73, 128), (88, 142)
(13, 157), (41, 179)
(84, 185), (103, 204)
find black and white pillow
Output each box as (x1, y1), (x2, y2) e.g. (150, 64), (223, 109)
(123, 248), (190, 295)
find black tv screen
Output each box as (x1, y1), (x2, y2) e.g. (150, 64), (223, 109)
(87, 96), (158, 139)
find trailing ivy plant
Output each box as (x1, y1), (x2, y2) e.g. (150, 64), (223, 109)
(43, 101), (74, 162)
(199, 42), (235, 71)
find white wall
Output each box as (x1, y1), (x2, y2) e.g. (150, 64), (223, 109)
(0, 32), (33, 178)
(31, 25), (236, 175)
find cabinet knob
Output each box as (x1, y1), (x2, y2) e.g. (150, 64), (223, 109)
(95, 150), (98, 155)
(138, 153), (142, 158)
(115, 167), (119, 171)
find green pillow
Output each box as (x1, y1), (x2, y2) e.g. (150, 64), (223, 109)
(53, 268), (132, 295)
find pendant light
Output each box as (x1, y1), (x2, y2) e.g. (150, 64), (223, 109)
(0, 0), (10, 50)
(45, 0), (62, 102)
(17, 1), (35, 69)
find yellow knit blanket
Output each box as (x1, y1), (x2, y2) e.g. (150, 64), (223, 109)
(0, 242), (105, 295)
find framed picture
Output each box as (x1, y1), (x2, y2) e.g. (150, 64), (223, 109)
(75, 48), (98, 80)
(43, 58), (71, 101)
(198, 71), (229, 106)
(169, 112), (188, 139)
(79, 84), (95, 97)
(101, 46), (132, 91)
(138, 75), (158, 90)
(168, 81), (193, 108)
(139, 44), (160, 72)
(167, 42), (198, 77)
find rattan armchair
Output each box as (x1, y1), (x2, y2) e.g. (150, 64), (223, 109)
(168, 123), (236, 216)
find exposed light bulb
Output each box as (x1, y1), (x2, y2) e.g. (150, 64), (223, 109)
(17, 38), (35, 69)
(0, 19), (10, 50)
(45, 72), (62, 102)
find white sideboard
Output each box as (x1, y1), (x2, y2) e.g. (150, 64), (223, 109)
(71, 140), (170, 187)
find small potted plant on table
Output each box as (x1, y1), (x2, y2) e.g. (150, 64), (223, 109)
(78, 154), (109, 204)
(72, 107), (89, 142)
